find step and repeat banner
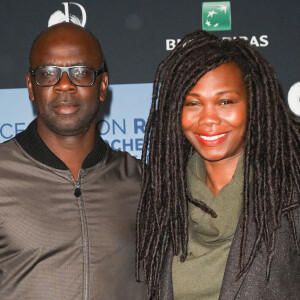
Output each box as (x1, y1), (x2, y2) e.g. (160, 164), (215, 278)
(0, 0), (299, 157)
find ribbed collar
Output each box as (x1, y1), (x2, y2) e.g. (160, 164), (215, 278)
(15, 119), (108, 170)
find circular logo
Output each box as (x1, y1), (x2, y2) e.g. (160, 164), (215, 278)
(288, 82), (300, 116)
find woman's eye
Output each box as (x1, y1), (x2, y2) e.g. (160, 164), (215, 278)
(220, 99), (234, 105)
(184, 100), (199, 106)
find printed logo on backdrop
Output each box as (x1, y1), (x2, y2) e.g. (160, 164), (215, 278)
(48, 2), (86, 27)
(288, 82), (300, 116)
(202, 1), (231, 31)
(166, 0), (269, 50)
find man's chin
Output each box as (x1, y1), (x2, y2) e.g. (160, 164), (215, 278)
(50, 125), (89, 137)
(37, 111), (97, 137)
(42, 119), (91, 137)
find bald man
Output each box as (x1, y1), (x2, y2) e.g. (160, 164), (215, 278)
(0, 23), (146, 299)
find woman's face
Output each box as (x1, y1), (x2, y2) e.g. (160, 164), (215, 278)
(181, 62), (247, 162)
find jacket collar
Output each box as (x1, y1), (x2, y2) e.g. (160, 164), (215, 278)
(15, 118), (108, 170)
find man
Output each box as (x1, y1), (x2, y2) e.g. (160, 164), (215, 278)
(0, 23), (145, 299)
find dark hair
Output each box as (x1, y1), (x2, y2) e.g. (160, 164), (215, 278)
(136, 30), (300, 299)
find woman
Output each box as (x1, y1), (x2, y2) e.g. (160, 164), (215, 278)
(136, 30), (300, 299)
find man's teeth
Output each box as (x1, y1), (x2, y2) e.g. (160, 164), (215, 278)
(199, 133), (226, 140)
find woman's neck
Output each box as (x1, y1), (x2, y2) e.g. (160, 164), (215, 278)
(204, 153), (243, 196)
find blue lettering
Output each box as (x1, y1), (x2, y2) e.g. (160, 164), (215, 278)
(15, 122), (26, 134)
(111, 139), (121, 150)
(135, 138), (144, 151)
(113, 119), (126, 134)
(123, 139), (134, 151)
(98, 120), (110, 135)
(0, 123), (13, 139)
(134, 118), (146, 134)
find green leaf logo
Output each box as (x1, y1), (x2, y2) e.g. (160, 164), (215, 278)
(202, 1), (231, 31)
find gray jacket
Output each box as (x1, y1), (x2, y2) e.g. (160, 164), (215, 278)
(0, 120), (146, 300)
(159, 203), (300, 299)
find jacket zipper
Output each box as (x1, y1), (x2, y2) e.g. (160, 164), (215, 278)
(74, 171), (89, 300)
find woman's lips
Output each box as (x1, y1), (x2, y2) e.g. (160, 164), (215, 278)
(195, 132), (228, 146)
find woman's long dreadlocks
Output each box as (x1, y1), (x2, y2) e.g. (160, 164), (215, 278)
(136, 30), (300, 299)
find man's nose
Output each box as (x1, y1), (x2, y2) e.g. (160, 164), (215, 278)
(54, 72), (77, 93)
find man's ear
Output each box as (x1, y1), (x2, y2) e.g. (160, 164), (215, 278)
(99, 72), (108, 102)
(26, 72), (35, 102)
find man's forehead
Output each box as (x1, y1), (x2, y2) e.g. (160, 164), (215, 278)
(35, 26), (97, 49)
(30, 23), (103, 66)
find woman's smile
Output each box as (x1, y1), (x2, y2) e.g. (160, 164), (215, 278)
(196, 132), (229, 146)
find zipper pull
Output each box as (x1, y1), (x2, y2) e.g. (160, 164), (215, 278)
(74, 170), (82, 198)
(74, 184), (82, 198)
